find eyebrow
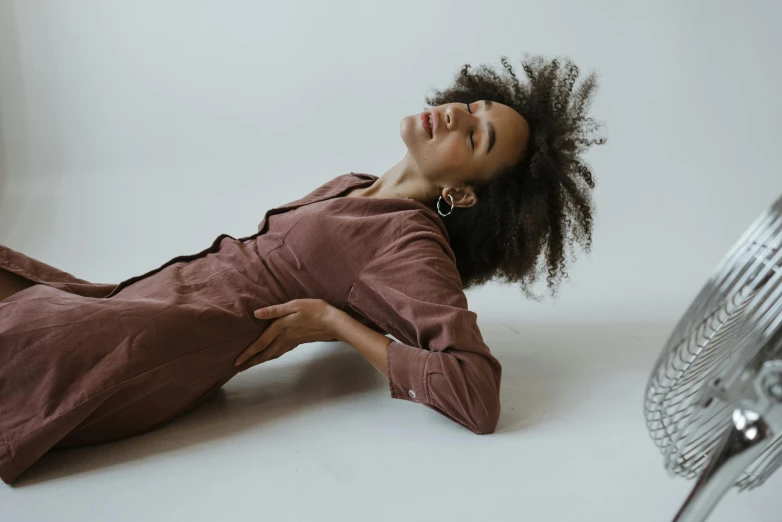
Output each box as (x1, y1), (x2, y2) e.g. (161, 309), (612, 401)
(483, 100), (496, 155)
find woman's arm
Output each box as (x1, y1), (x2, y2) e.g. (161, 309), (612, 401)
(343, 220), (502, 435)
(234, 299), (394, 373)
(234, 274), (500, 434)
(328, 307), (392, 377)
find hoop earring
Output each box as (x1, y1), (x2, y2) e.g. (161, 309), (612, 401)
(437, 194), (455, 217)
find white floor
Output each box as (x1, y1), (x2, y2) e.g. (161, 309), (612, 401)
(1, 322), (779, 522)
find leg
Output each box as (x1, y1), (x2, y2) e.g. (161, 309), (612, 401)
(0, 267), (35, 302)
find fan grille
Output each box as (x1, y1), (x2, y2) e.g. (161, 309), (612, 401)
(645, 197), (782, 490)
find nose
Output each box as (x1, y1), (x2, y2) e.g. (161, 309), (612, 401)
(444, 105), (471, 130)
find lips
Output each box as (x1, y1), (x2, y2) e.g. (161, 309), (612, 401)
(420, 111), (434, 138)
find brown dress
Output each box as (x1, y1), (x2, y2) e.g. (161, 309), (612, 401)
(0, 172), (502, 484)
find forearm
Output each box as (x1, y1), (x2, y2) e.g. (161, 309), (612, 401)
(328, 308), (392, 377)
(326, 307), (501, 434)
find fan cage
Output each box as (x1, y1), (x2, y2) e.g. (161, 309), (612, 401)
(645, 197), (782, 491)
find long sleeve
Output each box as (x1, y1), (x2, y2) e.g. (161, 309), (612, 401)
(345, 219), (502, 434)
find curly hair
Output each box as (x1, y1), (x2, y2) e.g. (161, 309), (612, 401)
(423, 54), (605, 299)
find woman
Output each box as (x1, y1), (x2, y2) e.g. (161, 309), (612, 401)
(0, 55), (604, 484)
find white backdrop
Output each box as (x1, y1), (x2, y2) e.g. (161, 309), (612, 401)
(1, 0), (780, 324)
(2, 1), (782, 521)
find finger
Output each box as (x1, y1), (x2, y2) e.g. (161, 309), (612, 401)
(238, 311), (300, 365)
(234, 326), (281, 367)
(257, 337), (289, 364)
(239, 338), (290, 370)
(234, 335), (269, 367)
(254, 301), (299, 319)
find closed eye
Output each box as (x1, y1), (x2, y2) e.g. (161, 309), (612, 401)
(466, 103), (475, 150)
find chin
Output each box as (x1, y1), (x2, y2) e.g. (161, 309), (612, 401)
(400, 115), (423, 153)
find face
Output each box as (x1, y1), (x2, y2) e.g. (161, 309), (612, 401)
(400, 100), (530, 207)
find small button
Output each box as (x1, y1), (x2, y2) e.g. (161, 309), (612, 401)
(408, 389), (416, 399)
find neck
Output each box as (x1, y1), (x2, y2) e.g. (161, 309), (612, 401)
(362, 153), (440, 204)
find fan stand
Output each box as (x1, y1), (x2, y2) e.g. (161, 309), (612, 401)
(674, 360), (782, 522)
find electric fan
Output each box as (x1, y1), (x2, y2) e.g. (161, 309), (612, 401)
(644, 194), (782, 521)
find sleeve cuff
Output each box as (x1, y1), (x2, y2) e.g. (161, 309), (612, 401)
(386, 340), (431, 403)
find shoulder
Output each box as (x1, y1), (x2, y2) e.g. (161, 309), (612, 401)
(357, 209), (461, 292)
(386, 209), (456, 266)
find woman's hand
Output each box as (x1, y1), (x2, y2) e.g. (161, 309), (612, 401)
(234, 298), (340, 372)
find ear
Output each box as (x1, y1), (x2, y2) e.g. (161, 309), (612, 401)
(441, 186), (477, 209)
